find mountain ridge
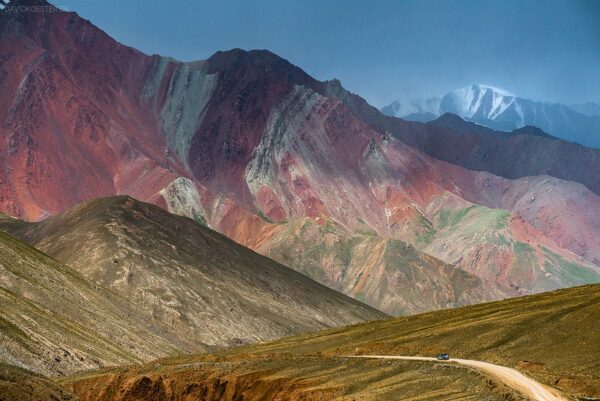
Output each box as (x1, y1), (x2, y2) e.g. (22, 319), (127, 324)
(0, 196), (385, 376)
(382, 84), (600, 148)
(1, 1), (600, 317)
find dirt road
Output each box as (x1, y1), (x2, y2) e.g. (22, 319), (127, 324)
(346, 355), (569, 401)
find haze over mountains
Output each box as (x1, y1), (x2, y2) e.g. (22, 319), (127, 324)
(1, 0), (600, 319)
(382, 84), (600, 148)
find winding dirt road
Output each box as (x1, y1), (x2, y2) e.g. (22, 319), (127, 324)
(346, 355), (569, 401)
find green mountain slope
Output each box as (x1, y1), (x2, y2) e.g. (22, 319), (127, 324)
(258, 217), (507, 315)
(0, 230), (185, 376)
(65, 284), (600, 400)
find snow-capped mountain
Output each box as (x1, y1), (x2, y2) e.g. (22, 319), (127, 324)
(382, 84), (600, 147)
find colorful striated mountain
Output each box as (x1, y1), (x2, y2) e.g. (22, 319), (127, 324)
(1, 0), (600, 315)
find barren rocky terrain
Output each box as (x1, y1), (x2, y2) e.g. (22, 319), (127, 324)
(0, 196), (384, 377)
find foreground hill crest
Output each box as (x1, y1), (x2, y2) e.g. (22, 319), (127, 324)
(0, 0), (599, 316)
(0, 196), (385, 376)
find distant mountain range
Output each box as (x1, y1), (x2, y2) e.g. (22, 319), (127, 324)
(382, 84), (600, 148)
(2, 0), (600, 322)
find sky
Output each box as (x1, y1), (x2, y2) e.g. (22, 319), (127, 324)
(66, 0), (600, 108)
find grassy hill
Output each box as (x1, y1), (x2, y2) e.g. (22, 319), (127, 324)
(0, 363), (79, 401)
(63, 283), (600, 400)
(0, 196), (384, 377)
(0, 229), (189, 377)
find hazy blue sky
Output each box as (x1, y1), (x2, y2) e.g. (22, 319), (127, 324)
(68, 0), (600, 107)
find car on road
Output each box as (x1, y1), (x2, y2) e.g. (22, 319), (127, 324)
(437, 353), (450, 360)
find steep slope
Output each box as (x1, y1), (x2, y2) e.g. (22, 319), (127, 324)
(153, 180), (509, 315)
(418, 193), (600, 292)
(223, 81), (600, 295)
(328, 81), (600, 198)
(255, 217), (506, 315)
(0, 196), (386, 350)
(0, 229), (190, 376)
(0, 0), (186, 221)
(155, 169), (600, 312)
(2, 0), (600, 315)
(64, 284), (600, 401)
(381, 111), (600, 197)
(382, 84), (600, 148)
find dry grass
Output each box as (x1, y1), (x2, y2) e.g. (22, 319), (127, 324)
(63, 284), (600, 400)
